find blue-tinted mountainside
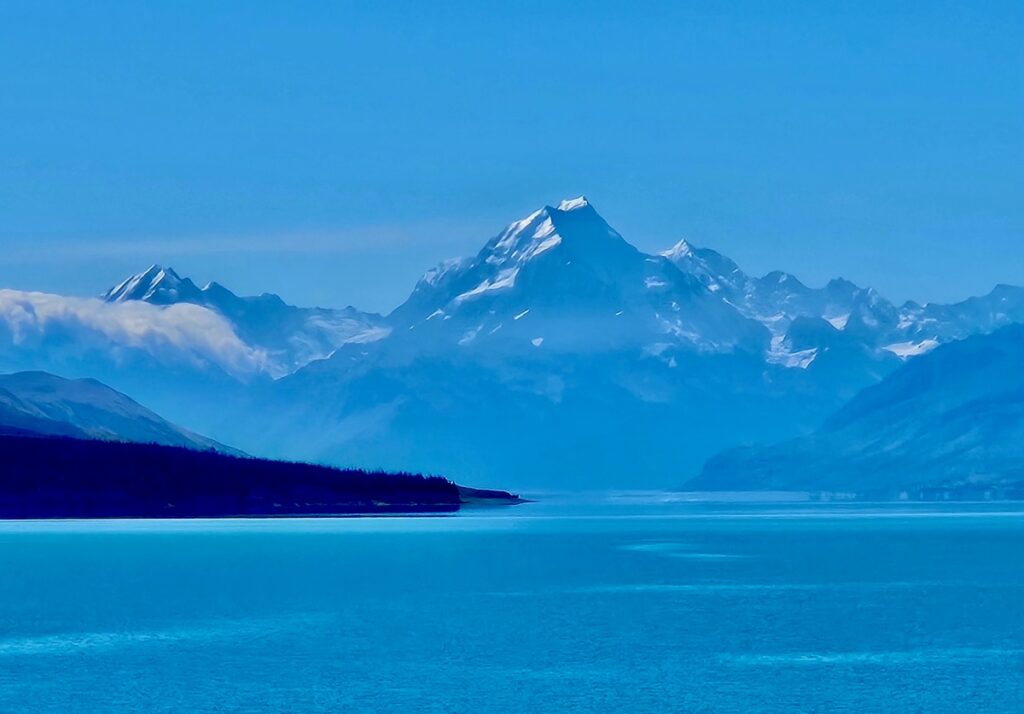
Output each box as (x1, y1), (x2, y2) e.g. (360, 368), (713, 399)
(691, 324), (1024, 498)
(0, 372), (522, 516)
(0, 371), (233, 453)
(232, 199), (1024, 489)
(103, 265), (388, 377)
(2, 198), (1023, 489)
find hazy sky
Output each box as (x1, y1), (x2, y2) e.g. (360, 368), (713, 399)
(2, 1), (1022, 313)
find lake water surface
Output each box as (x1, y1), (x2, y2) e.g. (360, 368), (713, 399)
(1, 498), (1022, 712)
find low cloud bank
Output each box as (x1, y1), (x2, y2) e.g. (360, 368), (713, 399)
(0, 290), (270, 379)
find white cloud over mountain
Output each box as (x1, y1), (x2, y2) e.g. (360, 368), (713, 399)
(0, 289), (269, 379)
(3, 197), (1024, 490)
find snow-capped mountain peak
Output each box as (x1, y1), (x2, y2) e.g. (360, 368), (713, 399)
(400, 198), (639, 315)
(660, 239), (748, 296)
(398, 198), (646, 314)
(556, 195), (591, 211)
(486, 196), (624, 262)
(661, 239), (695, 261)
(101, 266), (386, 377)
(103, 265), (204, 305)
(383, 198), (771, 356)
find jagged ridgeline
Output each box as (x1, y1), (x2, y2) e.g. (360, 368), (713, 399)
(0, 433), (467, 518)
(3, 196), (1024, 490)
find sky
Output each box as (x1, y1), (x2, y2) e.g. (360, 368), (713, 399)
(1, 1), (1022, 313)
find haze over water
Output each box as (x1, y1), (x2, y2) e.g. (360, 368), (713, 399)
(1, 499), (1022, 713)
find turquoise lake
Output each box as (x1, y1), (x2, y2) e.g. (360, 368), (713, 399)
(1, 499), (1022, 712)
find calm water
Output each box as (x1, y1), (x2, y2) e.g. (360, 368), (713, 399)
(1, 498), (1023, 712)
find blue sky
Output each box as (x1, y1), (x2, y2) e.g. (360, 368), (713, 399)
(2, 1), (1022, 312)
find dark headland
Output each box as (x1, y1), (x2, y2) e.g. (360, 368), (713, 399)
(0, 431), (523, 519)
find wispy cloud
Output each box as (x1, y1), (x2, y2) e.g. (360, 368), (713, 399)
(0, 218), (492, 263)
(0, 290), (270, 378)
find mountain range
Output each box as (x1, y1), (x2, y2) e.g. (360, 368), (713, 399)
(103, 265), (388, 376)
(1, 197), (1021, 491)
(692, 324), (1024, 498)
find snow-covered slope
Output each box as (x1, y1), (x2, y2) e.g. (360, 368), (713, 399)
(2, 196), (1022, 490)
(236, 198), (1024, 489)
(104, 266), (388, 376)
(662, 238), (1024, 367)
(690, 324), (1024, 497)
(104, 265), (207, 305)
(895, 284), (1024, 347)
(389, 197), (769, 357)
(0, 371), (235, 452)
(238, 200), (893, 487)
